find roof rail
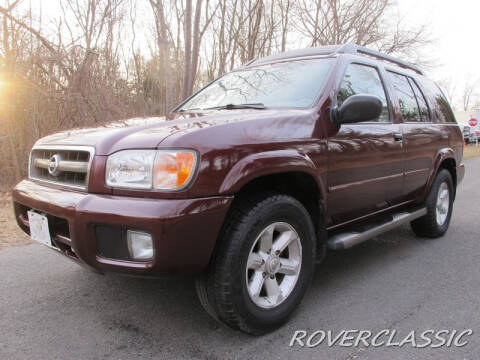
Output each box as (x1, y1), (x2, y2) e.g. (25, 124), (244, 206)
(242, 45), (342, 67)
(241, 44), (424, 75)
(243, 58), (257, 67)
(337, 43), (424, 75)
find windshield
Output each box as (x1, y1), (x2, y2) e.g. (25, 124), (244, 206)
(177, 58), (334, 111)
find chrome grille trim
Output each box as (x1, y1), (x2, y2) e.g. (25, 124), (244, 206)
(28, 145), (95, 191)
(33, 158), (89, 173)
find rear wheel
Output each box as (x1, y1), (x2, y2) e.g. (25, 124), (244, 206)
(195, 194), (316, 335)
(411, 169), (454, 238)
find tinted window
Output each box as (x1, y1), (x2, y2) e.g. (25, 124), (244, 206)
(178, 58), (334, 111)
(419, 78), (456, 123)
(337, 64), (389, 122)
(387, 71), (421, 122)
(409, 78), (430, 121)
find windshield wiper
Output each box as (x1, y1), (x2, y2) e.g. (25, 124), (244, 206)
(176, 107), (202, 113)
(203, 103), (266, 110)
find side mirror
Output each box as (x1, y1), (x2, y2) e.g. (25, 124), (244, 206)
(331, 94), (383, 125)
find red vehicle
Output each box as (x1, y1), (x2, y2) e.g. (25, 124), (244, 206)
(13, 44), (464, 334)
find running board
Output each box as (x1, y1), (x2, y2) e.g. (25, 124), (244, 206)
(327, 208), (427, 250)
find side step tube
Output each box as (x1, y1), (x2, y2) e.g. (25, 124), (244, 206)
(327, 208), (427, 250)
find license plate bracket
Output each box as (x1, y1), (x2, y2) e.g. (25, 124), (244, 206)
(27, 210), (52, 247)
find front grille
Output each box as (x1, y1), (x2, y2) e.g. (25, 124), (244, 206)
(29, 145), (94, 190)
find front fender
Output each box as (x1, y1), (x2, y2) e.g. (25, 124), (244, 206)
(219, 149), (324, 197)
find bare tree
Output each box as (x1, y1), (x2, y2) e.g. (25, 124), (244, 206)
(293, 0), (431, 58)
(149, 0), (174, 112)
(462, 77), (479, 111)
(182, 0), (192, 99)
(278, 0), (291, 52)
(0, 0), (437, 189)
(437, 77), (457, 108)
(0, 0), (23, 182)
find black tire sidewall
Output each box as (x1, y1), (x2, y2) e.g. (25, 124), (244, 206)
(225, 196), (316, 332)
(427, 169), (454, 234)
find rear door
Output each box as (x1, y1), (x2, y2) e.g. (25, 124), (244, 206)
(386, 71), (446, 200)
(326, 62), (404, 226)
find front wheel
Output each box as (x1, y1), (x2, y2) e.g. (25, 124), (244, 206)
(411, 169), (454, 238)
(196, 194), (316, 335)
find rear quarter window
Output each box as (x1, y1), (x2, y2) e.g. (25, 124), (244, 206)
(418, 78), (456, 123)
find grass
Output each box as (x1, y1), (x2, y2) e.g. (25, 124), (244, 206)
(0, 193), (31, 250)
(464, 144), (480, 160)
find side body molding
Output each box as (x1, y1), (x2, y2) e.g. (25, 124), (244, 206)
(219, 149), (325, 198)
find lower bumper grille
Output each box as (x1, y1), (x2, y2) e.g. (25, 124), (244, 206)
(96, 225), (131, 261)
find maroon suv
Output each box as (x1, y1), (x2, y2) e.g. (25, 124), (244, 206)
(13, 44), (464, 334)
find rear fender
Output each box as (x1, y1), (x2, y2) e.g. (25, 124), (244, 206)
(421, 148), (456, 200)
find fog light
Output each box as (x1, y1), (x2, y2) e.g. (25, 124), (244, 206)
(127, 230), (154, 261)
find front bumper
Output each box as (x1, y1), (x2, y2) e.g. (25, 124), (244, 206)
(12, 180), (233, 276)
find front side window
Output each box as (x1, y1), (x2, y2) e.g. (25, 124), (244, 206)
(337, 63), (390, 122)
(177, 58), (334, 111)
(387, 71), (421, 122)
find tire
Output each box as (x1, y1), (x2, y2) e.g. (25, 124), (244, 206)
(195, 193), (316, 335)
(410, 169), (454, 238)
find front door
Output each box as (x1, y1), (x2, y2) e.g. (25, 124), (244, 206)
(326, 62), (404, 227)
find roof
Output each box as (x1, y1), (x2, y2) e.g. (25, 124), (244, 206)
(246, 43), (424, 76)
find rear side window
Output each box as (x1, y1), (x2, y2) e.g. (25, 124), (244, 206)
(387, 71), (422, 122)
(409, 78), (430, 121)
(418, 78), (456, 123)
(337, 63), (390, 122)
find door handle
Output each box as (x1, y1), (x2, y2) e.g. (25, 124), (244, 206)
(393, 133), (403, 141)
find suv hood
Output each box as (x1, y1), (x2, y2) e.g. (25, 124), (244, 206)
(35, 109), (308, 155)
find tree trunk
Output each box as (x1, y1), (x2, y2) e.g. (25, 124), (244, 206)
(247, 0), (263, 61)
(217, 0), (226, 77)
(150, 0), (173, 114)
(188, 0), (203, 96)
(2, 13), (22, 181)
(182, 0), (192, 100)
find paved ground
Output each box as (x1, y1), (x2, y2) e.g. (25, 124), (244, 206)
(1, 159), (480, 360)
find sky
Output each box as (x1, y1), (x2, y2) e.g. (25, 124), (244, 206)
(20, 0), (480, 110)
(397, 0), (480, 103)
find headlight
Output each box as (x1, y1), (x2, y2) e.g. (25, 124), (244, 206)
(106, 149), (197, 190)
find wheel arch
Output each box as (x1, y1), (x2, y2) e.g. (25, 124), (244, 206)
(219, 150), (325, 197)
(424, 148), (457, 200)
(218, 151), (327, 261)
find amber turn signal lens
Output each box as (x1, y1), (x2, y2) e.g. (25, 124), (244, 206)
(153, 151), (196, 190)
